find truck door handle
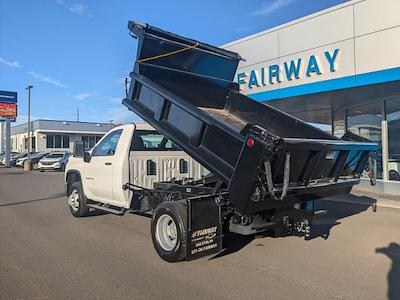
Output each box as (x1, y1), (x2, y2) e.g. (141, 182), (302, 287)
(105, 162), (112, 166)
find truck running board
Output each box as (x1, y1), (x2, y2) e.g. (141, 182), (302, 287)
(87, 204), (126, 215)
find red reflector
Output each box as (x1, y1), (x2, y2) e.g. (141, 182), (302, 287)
(246, 138), (255, 148)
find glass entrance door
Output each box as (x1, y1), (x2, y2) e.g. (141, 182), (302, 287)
(346, 101), (383, 179)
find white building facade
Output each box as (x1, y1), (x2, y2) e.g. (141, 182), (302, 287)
(11, 119), (114, 153)
(224, 0), (400, 195)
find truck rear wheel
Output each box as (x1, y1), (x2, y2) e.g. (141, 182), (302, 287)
(151, 201), (187, 262)
(68, 182), (89, 217)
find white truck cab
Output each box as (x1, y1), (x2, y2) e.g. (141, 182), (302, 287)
(65, 123), (206, 212)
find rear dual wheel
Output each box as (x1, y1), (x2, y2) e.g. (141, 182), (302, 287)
(151, 202), (188, 262)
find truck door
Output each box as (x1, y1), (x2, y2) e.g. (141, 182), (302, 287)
(83, 129), (123, 203)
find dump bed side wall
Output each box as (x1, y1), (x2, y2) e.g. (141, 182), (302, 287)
(138, 64), (236, 109)
(124, 78), (245, 184)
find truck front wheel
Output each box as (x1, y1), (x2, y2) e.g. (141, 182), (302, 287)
(151, 202), (187, 262)
(68, 182), (89, 217)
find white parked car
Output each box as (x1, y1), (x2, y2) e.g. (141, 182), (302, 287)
(1, 152), (26, 166)
(38, 152), (71, 172)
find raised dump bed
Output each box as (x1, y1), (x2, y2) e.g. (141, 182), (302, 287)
(123, 21), (377, 217)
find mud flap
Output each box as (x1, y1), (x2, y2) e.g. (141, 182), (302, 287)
(186, 196), (222, 261)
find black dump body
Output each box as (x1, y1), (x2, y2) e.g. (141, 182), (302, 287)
(123, 21), (377, 216)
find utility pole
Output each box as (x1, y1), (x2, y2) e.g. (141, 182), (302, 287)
(77, 107), (80, 122)
(26, 86), (33, 169)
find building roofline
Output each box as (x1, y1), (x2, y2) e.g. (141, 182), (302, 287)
(11, 118), (113, 128)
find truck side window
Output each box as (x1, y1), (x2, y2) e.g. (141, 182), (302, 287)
(131, 130), (180, 151)
(92, 129), (122, 156)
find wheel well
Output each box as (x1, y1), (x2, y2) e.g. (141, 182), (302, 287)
(66, 171), (81, 194)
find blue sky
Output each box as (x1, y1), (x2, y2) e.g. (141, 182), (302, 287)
(0, 0), (347, 125)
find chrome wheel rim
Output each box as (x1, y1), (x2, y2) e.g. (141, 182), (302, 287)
(68, 189), (80, 211)
(156, 214), (178, 251)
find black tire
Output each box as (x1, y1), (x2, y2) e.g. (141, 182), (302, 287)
(39, 169), (44, 172)
(151, 201), (187, 262)
(68, 181), (89, 217)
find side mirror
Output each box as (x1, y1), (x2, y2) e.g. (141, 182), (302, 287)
(73, 142), (84, 157)
(84, 151), (91, 163)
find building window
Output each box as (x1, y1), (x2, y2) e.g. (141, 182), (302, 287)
(82, 135), (102, 149)
(32, 137), (36, 150)
(54, 135), (62, 148)
(386, 99), (400, 181)
(47, 134), (54, 148)
(346, 101), (383, 179)
(62, 135), (70, 149)
(46, 134), (70, 149)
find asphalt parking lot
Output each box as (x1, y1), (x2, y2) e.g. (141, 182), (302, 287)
(0, 167), (399, 300)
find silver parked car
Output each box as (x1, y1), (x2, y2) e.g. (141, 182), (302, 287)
(38, 152), (70, 172)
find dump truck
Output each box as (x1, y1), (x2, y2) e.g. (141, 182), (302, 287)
(65, 21), (378, 262)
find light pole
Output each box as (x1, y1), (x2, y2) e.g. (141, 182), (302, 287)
(26, 85), (33, 169)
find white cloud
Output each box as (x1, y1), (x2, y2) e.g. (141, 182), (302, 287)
(69, 3), (94, 17)
(73, 92), (93, 101)
(108, 107), (138, 124)
(56, 0), (64, 4)
(27, 70), (68, 88)
(0, 56), (22, 68)
(251, 0), (296, 16)
(109, 97), (122, 104)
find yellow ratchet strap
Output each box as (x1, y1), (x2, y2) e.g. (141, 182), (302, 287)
(137, 42), (199, 63)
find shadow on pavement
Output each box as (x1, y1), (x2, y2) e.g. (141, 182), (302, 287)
(309, 195), (377, 240)
(87, 209), (110, 217)
(376, 243), (400, 300)
(0, 193), (66, 207)
(211, 195), (377, 260)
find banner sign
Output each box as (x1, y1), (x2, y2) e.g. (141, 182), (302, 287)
(0, 102), (17, 118)
(0, 117), (16, 122)
(0, 91), (18, 121)
(0, 91), (17, 104)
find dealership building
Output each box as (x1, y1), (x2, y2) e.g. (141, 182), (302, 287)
(223, 0), (400, 195)
(10, 119), (113, 153)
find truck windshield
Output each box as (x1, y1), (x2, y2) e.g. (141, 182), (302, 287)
(131, 130), (180, 151)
